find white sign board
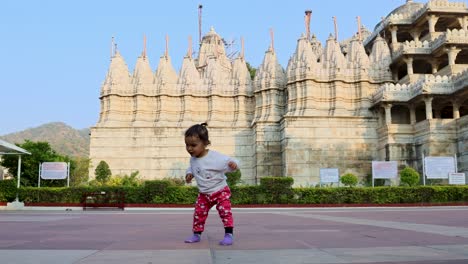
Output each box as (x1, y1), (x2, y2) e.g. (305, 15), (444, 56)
(372, 161), (398, 179)
(449, 172), (466, 185)
(40, 162), (68, 179)
(320, 168), (339, 183)
(424, 157), (455, 179)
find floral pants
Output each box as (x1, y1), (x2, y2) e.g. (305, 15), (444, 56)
(192, 186), (234, 232)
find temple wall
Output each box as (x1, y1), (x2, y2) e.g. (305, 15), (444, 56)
(456, 115), (468, 175)
(281, 116), (379, 186)
(90, 125), (256, 183)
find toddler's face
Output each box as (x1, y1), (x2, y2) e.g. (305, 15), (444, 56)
(185, 136), (208, 158)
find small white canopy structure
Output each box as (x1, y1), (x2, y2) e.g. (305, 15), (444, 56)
(0, 139), (31, 189)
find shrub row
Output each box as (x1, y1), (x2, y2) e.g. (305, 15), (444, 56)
(1, 178), (468, 205)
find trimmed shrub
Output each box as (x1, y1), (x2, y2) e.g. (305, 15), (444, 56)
(399, 167), (420, 186)
(340, 173), (358, 187)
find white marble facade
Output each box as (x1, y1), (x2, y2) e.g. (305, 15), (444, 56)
(90, 0), (468, 185)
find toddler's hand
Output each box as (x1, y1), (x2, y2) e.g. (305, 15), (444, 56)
(228, 161), (238, 170)
(185, 173), (194, 184)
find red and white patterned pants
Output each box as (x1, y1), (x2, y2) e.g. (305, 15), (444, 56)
(192, 185), (234, 232)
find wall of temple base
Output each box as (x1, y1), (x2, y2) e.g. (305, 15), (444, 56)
(281, 116), (379, 186)
(253, 122), (283, 184)
(89, 126), (256, 184)
(456, 116), (468, 176)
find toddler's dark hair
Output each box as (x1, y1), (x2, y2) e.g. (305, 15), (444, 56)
(185, 123), (210, 145)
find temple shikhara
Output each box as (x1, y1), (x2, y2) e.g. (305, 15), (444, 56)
(90, 0), (468, 185)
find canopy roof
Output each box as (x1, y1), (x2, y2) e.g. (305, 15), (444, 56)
(0, 139), (31, 155)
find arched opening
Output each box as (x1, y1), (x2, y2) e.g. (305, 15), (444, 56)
(413, 60), (432, 74)
(391, 105), (411, 124)
(397, 31), (413, 43)
(460, 99), (468, 117)
(440, 104), (453, 119)
(415, 102), (426, 122)
(397, 64), (408, 80)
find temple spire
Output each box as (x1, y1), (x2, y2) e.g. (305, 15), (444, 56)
(165, 34), (169, 58)
(357, 16), (362, 42)
(187, 35), (192, 58)
(333, 16), (339, 41)
(111, 36), (115, 58)
(241, 37), (245, 59)
(142, 34), (147, 58)
(270, 28), (275, 51)
(305, 10), (312, 41)
(198, 4), (203, 46)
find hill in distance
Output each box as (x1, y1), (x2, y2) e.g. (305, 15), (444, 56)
(0, 122), (90, 157)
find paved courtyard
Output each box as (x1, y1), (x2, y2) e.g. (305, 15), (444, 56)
(0, 206), (468, 263)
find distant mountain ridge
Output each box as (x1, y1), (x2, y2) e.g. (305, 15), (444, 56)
(0, 122), (90, 157)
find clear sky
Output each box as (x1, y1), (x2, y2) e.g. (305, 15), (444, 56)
(0, 0), (407, 135)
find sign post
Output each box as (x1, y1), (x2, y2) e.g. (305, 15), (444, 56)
(39, 162), (69, 187)
(319, 168), (340, 187)
(371, 161), (398, 187)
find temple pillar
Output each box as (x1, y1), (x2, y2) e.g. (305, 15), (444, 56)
(410, 29), (421, 42)
(446, 46), (461, 66)
(427, 14), (439, 40)
(424, 97), (433, 120)
(453, 100), (460, 119)
(404, 57), (414, 75)
(384, 103), (392, 125)
(458, 16), (468, 31)
(430, 59), (440, 74)
(390, 26), (398, 50)
(409, 105), (416, 124)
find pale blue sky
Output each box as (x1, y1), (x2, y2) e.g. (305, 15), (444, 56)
(0, 0), (407, 135)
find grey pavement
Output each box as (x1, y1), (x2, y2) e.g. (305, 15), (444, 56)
(0, 206), (468, 263)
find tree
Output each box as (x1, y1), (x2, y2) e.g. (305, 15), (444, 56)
(69, 157), (90, 186)
(246, 62), (257, 80)
(0, 140), (66, 187)
(95, 160), (111, 183)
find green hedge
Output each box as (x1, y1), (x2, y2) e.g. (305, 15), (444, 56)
(1, 179), (468, 205)
(0, 180), (17, 202)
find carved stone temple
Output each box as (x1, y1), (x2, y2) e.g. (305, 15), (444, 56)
(90, 0), (468, 185)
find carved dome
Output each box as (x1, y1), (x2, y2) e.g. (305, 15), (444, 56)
(387, 0), (423, 17)
(374, 0), (424, 30)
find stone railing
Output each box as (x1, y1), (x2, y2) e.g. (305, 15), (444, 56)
(413, 0), (468, 22)
(452, 68), (468, 93)
(372, 74), (463, 104)
(431, 29), (468, 50)
(372, 83), (413, 102)
(392, 40), (432, 58)
(411, 75), (453, 96)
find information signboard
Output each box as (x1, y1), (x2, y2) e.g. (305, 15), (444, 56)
(40, 162), (68, 179)
(449, 172), (466, 185)
(424, 157), (455, 179)
(320, 168), (339, 183)
(372, 161), (398, 179)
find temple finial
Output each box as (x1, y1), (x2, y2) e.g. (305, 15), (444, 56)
(142, 34), (147, 58)
(333, 16), (339, 41)
(165, 34), (169, 58)
(305, 10), (312, 41)
(270, 28), (275, 51)
(357, 16), (362, 42)
(188, 36), (192, 58)
(241, 37), (245, 59)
